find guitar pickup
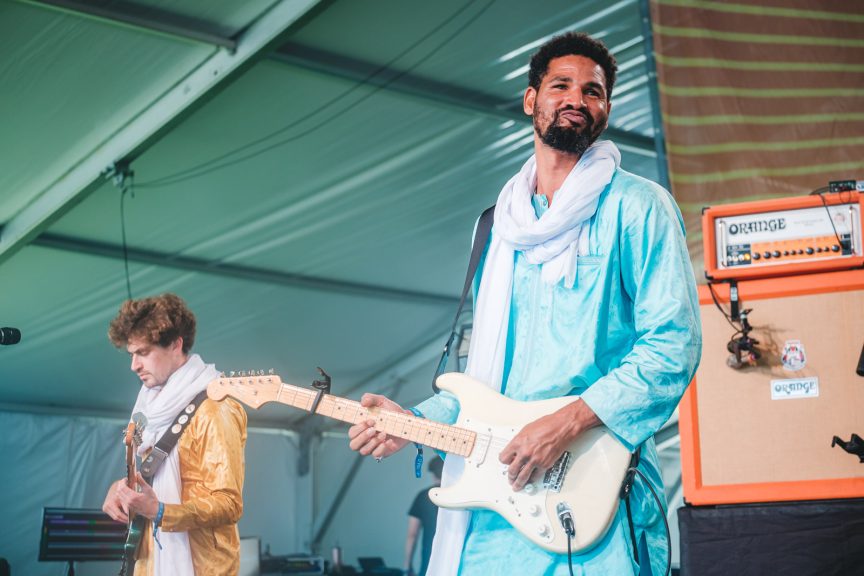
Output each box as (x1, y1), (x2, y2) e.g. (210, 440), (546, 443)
(464, 420), (491, 466)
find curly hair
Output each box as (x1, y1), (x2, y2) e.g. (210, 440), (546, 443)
(528, 32), (618, 99)
(108, 293), (196, 353)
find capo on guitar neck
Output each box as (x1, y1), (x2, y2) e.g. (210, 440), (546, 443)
(309, 367), (331, 414)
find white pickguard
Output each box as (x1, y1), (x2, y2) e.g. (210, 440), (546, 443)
(428, 373), (632, 554)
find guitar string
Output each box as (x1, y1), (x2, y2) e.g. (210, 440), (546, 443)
(225, 380), (519, 454)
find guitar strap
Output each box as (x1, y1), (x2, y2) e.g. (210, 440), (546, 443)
(139, 390), (209, 482)
(432, 204), (495, 393)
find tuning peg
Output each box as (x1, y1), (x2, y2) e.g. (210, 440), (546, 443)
(229, 371), (236, 377)
(268, 368), (274, 375)
(219, 371), (225, 377)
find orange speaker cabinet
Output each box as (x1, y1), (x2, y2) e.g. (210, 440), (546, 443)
(680, 269), (864, 505)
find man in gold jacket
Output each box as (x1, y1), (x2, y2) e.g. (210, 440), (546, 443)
(102, 293), (247, 576)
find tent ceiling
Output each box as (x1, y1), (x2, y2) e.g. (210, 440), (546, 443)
(0, 0), (661, 427)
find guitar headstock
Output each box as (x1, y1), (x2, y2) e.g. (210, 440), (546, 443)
(124, 422), (135, 448)
(208, 370), (284, 409)
(124, 417), (146, 489)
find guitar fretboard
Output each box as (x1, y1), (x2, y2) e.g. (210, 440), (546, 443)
(276, 383), (476, 457)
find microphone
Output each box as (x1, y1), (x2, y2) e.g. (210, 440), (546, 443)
(0, 327), (21, 345)
(857, 342), (864, 377)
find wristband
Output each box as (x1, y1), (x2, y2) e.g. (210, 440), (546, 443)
(152, 502), (165, 550)
(408, 408), (424, 478)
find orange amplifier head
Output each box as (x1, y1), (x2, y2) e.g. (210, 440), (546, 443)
(703, 192), (864, 280)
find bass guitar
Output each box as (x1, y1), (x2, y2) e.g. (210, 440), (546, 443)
(119, 416), (147, 576)
(208, 371), (632, 554)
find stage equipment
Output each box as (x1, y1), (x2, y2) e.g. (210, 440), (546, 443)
(686, 190), (864, 505)
(260, 554), (324, 575)
(723, 307), (760, 369)
(857, 341), (864, 376)
(678, 498), (864, 576)
(702, 191), (863, 281)
(0, 327), (20, 345)
(681, 268), (864, 505)
(38, 507), (127, 575)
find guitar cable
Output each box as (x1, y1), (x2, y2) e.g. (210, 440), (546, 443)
(559, 505), (576, 576)
(559, 462), (672, 576)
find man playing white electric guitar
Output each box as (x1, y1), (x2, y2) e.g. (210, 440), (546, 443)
(348, 32), (701, 576)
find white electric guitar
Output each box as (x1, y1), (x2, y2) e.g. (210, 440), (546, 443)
(207, 371), (632, 554)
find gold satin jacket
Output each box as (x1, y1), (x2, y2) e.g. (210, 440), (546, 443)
(135, 397), (247, 576)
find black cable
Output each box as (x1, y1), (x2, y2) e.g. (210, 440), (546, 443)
(706, 282), (741, 332)
(137, 0), (495, 189)
(566, 533), (574, 576)
(120, 178), (134, 300)
(812, 189), (847, 250)
(628, 467), (672, 576)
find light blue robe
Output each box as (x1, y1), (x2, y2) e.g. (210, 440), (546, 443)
(416, 167), (702, 575)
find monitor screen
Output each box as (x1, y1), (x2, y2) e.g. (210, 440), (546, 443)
(38, 508), (127, 562)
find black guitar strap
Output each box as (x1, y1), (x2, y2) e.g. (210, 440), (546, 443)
(432, 205), (495, 393)
(139, 389), (209, 482)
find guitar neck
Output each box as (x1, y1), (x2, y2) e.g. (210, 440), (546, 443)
(275, 383), (475, 457)
(124, 423), (137, 489)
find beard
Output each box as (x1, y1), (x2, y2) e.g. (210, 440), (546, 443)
(534, 106), (604, 156)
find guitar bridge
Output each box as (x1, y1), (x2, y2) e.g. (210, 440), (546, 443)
(543, 451), (571, 493)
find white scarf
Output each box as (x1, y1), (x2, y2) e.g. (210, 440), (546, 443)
(426, 141), (620, 576)
(131, 353), (220, 576)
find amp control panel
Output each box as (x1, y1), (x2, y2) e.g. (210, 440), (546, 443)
(703, 192), (864, 280)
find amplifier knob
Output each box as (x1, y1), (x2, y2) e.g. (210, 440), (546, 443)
(752, 253), (761, 260)
(806, 247), (814, 254)
(772, 250), (781, 258)
(763, 251), (772, 259)
(783, 250), (789, 256)
(832, 244), (840, 252)
(817, 247), (823, 253)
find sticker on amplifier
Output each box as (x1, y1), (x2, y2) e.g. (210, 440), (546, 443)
(780, 339), (807, 371)
(771, 377), (819, 400)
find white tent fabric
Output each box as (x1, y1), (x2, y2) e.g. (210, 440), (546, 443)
(0, 410), (310, 575)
